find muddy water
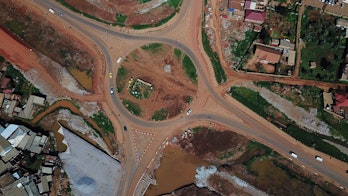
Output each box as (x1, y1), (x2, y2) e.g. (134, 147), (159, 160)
(145, 146), (208, 196)
(68, 67), (92, 91)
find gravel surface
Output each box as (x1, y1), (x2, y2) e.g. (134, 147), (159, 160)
(240, 81), (330, 136)
(59, 127), (123, 196)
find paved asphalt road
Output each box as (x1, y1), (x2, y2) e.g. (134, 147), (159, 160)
(34, 0), (348, 190)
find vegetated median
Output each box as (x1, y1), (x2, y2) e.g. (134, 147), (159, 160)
(182, 55), (197, 83)
(201, 27), (227, 84)
(230, 86), (348, 162)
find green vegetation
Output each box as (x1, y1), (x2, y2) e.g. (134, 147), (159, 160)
(22, 153), (44, 171)
(4, 63), (41, 98)
(219, 150), (234, 160)
(139, 0), (151, 3)
(182, 55), (197, 83)
(231, 30), (258, 67)
(0, 56), (5, 63)
(183, 95), (193, 103)
(284, 125), (348, 162)
(91, 112), (114, 133)
(4, 20), (26, 37)
(231, 86), (348, 162)
(122, 99), (142, 116)
(115, 13), (127, 24)
(116, 66), (128, 93)
(152, 108), (168, 121)
(201, 29), (226, 84)
(132, 24), (153, 29)
(141, 43), (163, 54)
(154, 12), (176, 27)
(317, 109), (348, 141)
(300, 7), (346, 82)
(174, 48), (182, 59)
(230, 86), (273, 118)
(168, 0), (183, 9)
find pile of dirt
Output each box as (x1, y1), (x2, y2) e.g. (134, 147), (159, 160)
(0, 1), (96, 79)
(179, 128), (249, 161)
(62, 0), (176, 26)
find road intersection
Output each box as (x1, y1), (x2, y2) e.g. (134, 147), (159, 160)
(30, 0), (348, 195)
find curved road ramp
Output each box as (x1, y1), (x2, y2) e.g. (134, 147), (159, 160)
(59, 127), (122, 196)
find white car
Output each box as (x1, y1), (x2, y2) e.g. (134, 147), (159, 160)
(186, 108), (192, 115)
(49, 8), (55, 14)
(315, 156), (323, 162)
(289, 151), (298, 158)
(116, 57), (122, 64)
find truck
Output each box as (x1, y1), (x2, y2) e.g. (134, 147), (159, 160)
(315, 155), (323, 162)
(116, 57), (122, 64)
(48, 8), (55, 14)
(289, 151), (298, 158)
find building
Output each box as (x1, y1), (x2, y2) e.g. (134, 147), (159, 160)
(287, 50), (296, 66)
(340, 64), (348, 81)
(336, 18), (348, 28)
(254, 45), (281, 64)
(244, 0), (266, 11)
(333, 92), (348, 119)
(244, 10), (266, 24)
(0, 136), (12, 157)
(18, 95), (46, 119)
(279, 39), (295, 50)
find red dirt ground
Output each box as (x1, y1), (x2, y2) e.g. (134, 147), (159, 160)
(63, 0), (175, 26)
(118, 44), (197, 120)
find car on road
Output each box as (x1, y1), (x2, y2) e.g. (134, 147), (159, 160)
(49, 8), (55, 14)
(123, 126), (127, 131)
(59, 12), (64, 17)
(289, 151), (298, 158)
(110, 87), (114, 95)
(109, 72), (113, 78)
(186, 108), (192, 115)
(315, 155), (323, 162)
(117, 57), (122, 64)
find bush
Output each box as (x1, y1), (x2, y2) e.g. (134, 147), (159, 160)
(152, 108), (168, 121)
(141, 43), (163, 54)
(122, 99), (142, 116)
(91, 112), (114, 133)
(182, 55), (197, 83)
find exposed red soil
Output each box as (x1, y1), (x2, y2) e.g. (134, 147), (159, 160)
(63, 0), (175, 26)
(118, 44), (197, 120)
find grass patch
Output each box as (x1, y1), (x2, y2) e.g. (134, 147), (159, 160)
(168, 0), (183, 9)
(201, 29), (226, 84)
(115, 13), (127, 24)
(122, 99), (142, 116)
(141, 43), (163, 54)
(219, 150), (234, 160)
(132, 24), (153, 29)
(231, 30), (258, 68)
(4, 20), (26, 37)
(139, 0), (151, 3)
(284, 124), (348, 162)
(152, 108), (168, 121)
(174, 48), (182, 59)
(230, 86), (272, 118)
(116, 66), (128, 93)
(91, 112), (114, 133)
(182, 55), (197, 83)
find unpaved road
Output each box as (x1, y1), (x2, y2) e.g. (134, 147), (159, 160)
(3, 0), (348, 195)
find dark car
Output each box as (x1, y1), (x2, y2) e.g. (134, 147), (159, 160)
(123, 126), (127, 131)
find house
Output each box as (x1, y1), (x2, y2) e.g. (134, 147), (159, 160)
(254, 45), (281, 64)
(336, 18), (348, 28)
(279, 39), (295, 50)
(0, 160), (12, 175)
(244, 10), (265, 24)
(333, 92), (348, 119)
(37, 176), (49, 194)
(0, 77), (11, 89)
(287, 50), (296, 66)
(41, 166), (53, 175)
(309, 62), (317, 69)
(244, 0), (266, 11)
(0, 135), (12, 157)
(18, 95), (46, 119)
(340, 64), (348, 81)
